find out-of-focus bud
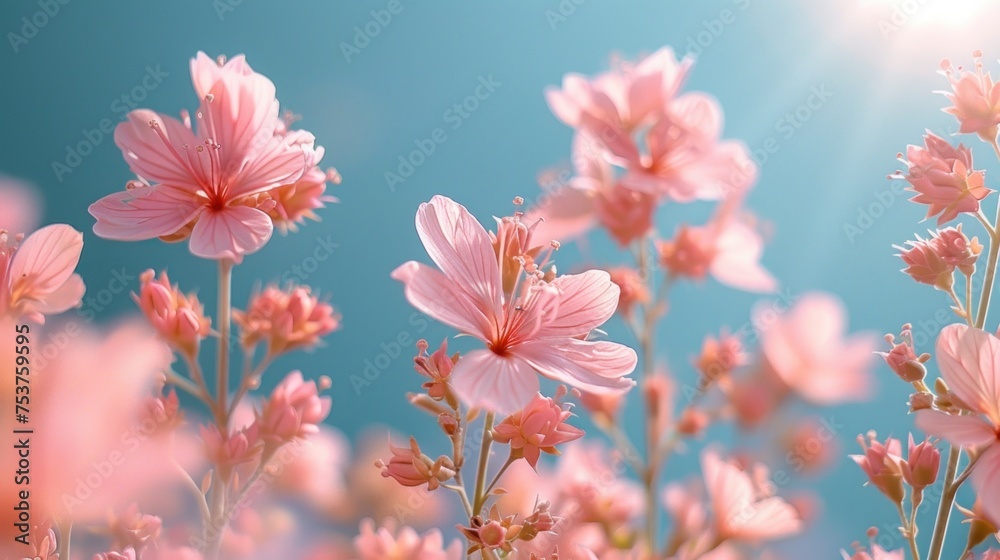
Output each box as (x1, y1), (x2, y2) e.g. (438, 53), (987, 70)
(677, 408), (709, 438)
(438, 413), (459, 436)
(607, 267), (651, 318)
(695, 331), (746, 385)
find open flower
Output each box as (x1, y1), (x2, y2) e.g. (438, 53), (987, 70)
(895, 132), (990, 225)
(255, 371), (331, 446)
(235, 284), (340, 355)
(353, 518), (462, 560)
(376, 436), (456, 490)
(915, 324), (1000, 525)
(493, 389), (585, 468)
(0, 224), (84, 323)
(850, 432), (904, 504)
(392, 195), (636, 414)
(940, 53), (1000, 141)
(90, 52), (322, 262)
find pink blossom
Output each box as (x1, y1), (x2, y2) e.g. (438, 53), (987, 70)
(758, 292), (877, 404)
(546, 48), (692, 163)
(376, 436), (456, 490)
(0, 176), (41, 234)
(392, 195), (636, 414)
(93, 548), (137, 560)
(900, 434), (940, 492)
(0, 225), (84, 323)
(940, 54), (1000, 140)
(235, 284), (340, 355)
(352, 518), (462, 560)
(256, 371), (332, 445)
(492, 389), (585, 468)
(849, 432), (904, 504)
(623, 93), (757, 202)
(134, 269), (211, 357)
(108, 503), (162, 554)
(695, 331), (747, 383)
(658, 196), (776, 293)
(90, 52), (322, 262)
(553, 442), (644, 529)
(841, 529), (905, 560)
(607, 266), (650, 317)
(413, 338), (456, 401)
(701, 450), (802, 543)
(935, 224), (982, 273)
(915, 324), (1000, 524)
(879, 324), (928, 383)
(201, 424), (262, 481)
(897, 235), (954, 289)
(896, 132), (990, 225)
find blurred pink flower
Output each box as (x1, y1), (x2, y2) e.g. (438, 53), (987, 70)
(850, 432), (904, 504)
(235, 284), (340, 355)
(492, 389), (585, 468)
(352, 518), (462, 560)
(0, 224), (84, 323)
(701, 450), (802, 543)
(90, 52), (321, 262)
(0, 176), (41, 234)
(201, 424), (262, 481)
(546, 48), (692, 164)
(915, 324), (1000, 524)
(108, 503), (162, 554)
(896, 132), (990, 225)
(607, 267), (650, 317)
(663, 480), (708, 546)
(392, 195), (636, 414)
(93, 548), (137, 560)
(134, 269), (211, 358)
(841, 529), (905, 560)
(553, 442), (644, 529)
(940, 54), (1000, 141)
(375, 436), (456, 491)
(695, 331), (747, 383)
(256, 371), (332, 446)
(758, 293), (877, 405)
(658, 197), (776, 293)
(624, 93), (757, 202)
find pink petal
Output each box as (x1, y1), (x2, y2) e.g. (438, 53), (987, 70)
(702, 451), (801, 541)
(114, 109), (202, 189)
(729, 497), (803, 541)
(199, 73), (280, 178)
(515, 338), (636, 394)
(32, 274), (85, 316)
(522, 185), (596, 245)
(972, 444), (1000, 526)
(89, 185), (203, 241)
(188, 206), (273, 262)
(415, 196), (502, 319)
(228, 134), (309, 198)
(390, 261), (495, 340)
(935, 324), (1000, 424)
(190, 51), (253, 99)
(450, 350), (540, 414)
(710, 221), (777, 293)
(11, 225), (83, 296)
(914, 409), (997, 447)
(535, 270), (620, 338)
(0, 177), (41, 233)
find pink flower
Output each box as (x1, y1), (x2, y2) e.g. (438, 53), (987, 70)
(353, 518), (462, 560)
(701, 450), (802, 542)
(915, 324), (1000, 524)
(90, 52), (321, 262)
(546, 48), (692, 164)
(492, 389), (585, 468)
(413, 339), (456, 401)
(0, 176), (41, 234)
(93, 549), (137, 560)
(234, 284), (340, 355)
(850, 432), (904, 504)
(607, 267), (650, 317)
(841, 528), (905, 560)
(900, 434), (940, 493)
(936, 224), (982, 273)
(896, 235), (955, 289)
(554, 442), (644, 529)
(392, 196), (636, 414)
(577, 389), (625, 424)
(695, 331), (747, 383)
(201, 424), (262, 481)
(879, 324), (929, 383)
(0, 225), (84, 323)
(256, 371), (332, 445)
(375, 436), (456, 490)
(623, 93), (757, 202)
(940, 53), (1000, 141)
(134, 269), (211, 358)
(895, 132), (990, 225)
(108, 503), (162, 554)
(658, 197), (777, 293)
(758, 293), (877, 404)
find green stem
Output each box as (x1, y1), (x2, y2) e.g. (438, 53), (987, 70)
(926, 447), (960, 560)
(472, 412), (496, 514)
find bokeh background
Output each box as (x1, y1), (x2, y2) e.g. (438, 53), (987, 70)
(3, 0), (1000, 556)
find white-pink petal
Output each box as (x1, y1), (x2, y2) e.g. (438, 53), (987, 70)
(535, 270), (620, 338)
(188, 206), (273, 262)
(89, 185), (203, 241)
(515, 338), (636, 394)
(390, 261), (494, 340)
(915, 409), (997, 447)
(935, 324), (1000, 425)
(450, 350), (540, 414)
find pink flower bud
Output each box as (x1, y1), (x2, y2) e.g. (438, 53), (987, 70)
(492, 389), (584, 469)
(878, 325), (927, 383)
(375, 436), (456, 490)
(133, 269), (211, 358)
(256, 371), (332, 446)
(235, 285), (340, 355)
(413, 339), (456, 401)
(894, 131), (991, 224)
(850, 431), (904, 504)
(901, 435), (940, 491)
(595, 184), (657, 246)
(695, 331), (746, 383)
(658, 225), (716, 280)
(896, 236), (954, 290)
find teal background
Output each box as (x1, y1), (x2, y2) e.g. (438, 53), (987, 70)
(3, 0), (999, 556)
